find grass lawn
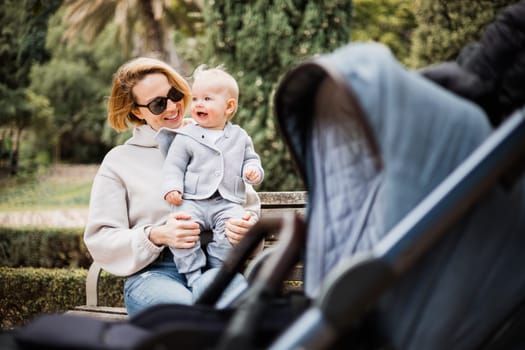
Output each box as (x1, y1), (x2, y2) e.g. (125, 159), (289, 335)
(0, 164), (98, 211)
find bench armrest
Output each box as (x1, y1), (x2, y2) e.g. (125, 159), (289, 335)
(86, 261), (102, 306)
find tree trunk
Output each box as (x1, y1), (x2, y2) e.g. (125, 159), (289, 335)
(138, 0), (167, 60)
(10, 127), (22, 175)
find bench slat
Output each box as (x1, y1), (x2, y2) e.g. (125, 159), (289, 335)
(259, 191), (307, 207)
(261, 207), (305, 218)
(73, 305), (127, 314)
(67, 307), (128, 321)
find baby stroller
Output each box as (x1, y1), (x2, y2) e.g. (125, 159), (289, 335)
(267, 42), (525, 350)
(13, 42), (525, 350)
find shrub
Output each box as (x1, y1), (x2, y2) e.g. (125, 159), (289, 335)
(0, 226), (91, 268)
(0, 267), (123, 328)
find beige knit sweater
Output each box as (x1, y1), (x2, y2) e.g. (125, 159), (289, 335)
(84, 125), (261, 276)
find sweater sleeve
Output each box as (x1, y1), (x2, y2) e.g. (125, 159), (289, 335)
(84, 164), (163, 276)
(243, 184), (261, 222)
(242, 133), (265, 185)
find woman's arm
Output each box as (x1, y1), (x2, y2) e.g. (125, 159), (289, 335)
(84, 159), (200, 276)
(83, 171), (163, 276)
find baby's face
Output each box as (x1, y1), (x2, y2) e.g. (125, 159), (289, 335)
(190, 78), (234, 130)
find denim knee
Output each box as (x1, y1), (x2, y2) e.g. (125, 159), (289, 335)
(124, 268), (193, 317)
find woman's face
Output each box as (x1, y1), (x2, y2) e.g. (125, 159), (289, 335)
(132, 73), (185, 131)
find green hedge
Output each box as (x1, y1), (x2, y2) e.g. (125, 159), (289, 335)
(0, 267), (124, 329)
(0, 226), (91, 268)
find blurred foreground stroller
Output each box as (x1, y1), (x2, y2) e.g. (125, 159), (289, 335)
(267, 42), (525, 349)
(12, 42), (525, 350)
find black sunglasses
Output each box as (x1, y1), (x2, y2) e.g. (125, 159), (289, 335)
(134, 87), (184, 115)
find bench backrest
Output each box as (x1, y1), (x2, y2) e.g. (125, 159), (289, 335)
(259, 191), (307, 242)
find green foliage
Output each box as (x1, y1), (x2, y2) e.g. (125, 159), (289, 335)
(0, 267), (84, 328)
(0, 88), (31, 127)
(0, 88), (54, 176)
(0, 0), (61, 174)
(163, 0), (204, 37)
(201, 0), (353, 191)
(0, 0), (61, 90)
(61, 0), (204, 65)
(0, 227), (91, 268)
(29, 10), (126, 163)
(0, 209), (125, 328)
(9, 90), (56, 173)
(0, 267), (124, 328)
(351, 0), (416, 66)
(4, 0), (520, 175)
(409, 0), (519, 68)
(97, 270), (125, 309)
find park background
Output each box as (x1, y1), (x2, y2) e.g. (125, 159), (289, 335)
(0, 0), (520, 328)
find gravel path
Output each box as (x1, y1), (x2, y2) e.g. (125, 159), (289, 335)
(0, 164), (97, 228)
(0, 208), (88, 228)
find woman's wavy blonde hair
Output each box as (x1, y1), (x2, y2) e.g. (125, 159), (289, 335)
(107, 57), (191, 132)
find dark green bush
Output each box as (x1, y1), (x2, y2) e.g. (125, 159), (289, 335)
(0, 267), (124, 329)
(0, 226), (91, 268)
(97, 270), (125, 309)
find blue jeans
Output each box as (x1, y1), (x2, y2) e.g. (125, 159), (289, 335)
(124, 249), (247, 317)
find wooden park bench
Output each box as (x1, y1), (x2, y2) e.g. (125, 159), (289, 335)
(67, 191), (307, 321)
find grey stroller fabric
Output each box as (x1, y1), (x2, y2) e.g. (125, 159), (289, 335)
(274, 42), (525, 349)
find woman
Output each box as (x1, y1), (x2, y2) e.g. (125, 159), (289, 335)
(84, 57), (260, 316)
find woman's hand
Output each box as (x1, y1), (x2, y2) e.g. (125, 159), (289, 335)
(225, 212), (256, 245)
(148, 212), (200, 248)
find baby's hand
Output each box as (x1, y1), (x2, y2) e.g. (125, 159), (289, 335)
(165, 190), (183, 206)
(245, 167), (261, 184)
